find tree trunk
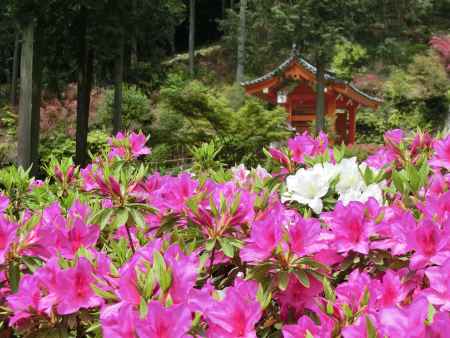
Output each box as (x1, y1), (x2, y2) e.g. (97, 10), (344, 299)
(113, 30), (125, 134)
(315, 58), (326, 134)
(222, 0), (226, 18)
(236, 0), (247, 83)
(75, 6), (94, 167)
(130, 0), (138, 66)
(10, 32), (20, 107)
(17, 20), (42, 174)
(189, 0), (196, 76)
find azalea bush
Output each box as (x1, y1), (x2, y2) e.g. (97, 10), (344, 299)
(0, 128), (450, 337)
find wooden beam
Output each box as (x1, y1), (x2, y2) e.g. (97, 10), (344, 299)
(244, 77), (280, 95)
(348, 106), (357, 145)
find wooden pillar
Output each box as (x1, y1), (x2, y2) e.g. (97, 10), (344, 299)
(348, 105), (357, 145)
(17, 20), (41, 174)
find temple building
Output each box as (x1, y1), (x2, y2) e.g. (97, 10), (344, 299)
(241, 50), (382, 144)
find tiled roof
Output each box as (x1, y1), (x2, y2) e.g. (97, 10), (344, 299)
(241, 52), (382, 103)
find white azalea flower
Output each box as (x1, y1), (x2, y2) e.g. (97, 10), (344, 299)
(336, 157), (365, 194)
(283, 163), (334, 214)
(338, 181), (384, 205)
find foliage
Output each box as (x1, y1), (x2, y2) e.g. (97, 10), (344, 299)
(357, 50), (449, 144)
(331, 40), (368, 80)
(40, 130), (109, 165)
(0, 130), (449, 337)
(97, 85), (152, 132)
(151, 73), (290, 166)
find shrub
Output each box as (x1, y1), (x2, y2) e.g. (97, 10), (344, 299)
(0, 130), (448, 337)
(97, 84), (152, 132)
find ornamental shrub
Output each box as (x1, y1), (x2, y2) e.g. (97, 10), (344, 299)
(97, 84), (153, 132)
(1, 129), (450, 337)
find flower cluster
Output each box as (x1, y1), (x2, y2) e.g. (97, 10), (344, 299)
(0, 129), (449, 337)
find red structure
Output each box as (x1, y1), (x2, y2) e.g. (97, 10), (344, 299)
(241, 50), (382, 144)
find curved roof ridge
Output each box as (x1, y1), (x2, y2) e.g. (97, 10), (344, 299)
(241, 53), (382, 104)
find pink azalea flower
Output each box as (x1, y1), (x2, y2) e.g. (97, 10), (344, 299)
(109, 132), (151, 160)
(59, 219), (100, 259)
(288, 216), (327, 257)
(80, 164), (101, 191)
(282, 316), (321, 338)
(68, 200), (92, 221)
(276, 275), (323, 321)
(7, 275), (42, 326)
(407, 219), (450, 270)
(118, 264), (141, 305)
(377, 296), (428, 338)
(206, 279), (262, 337)
(232, 164), (250, 186)
(429, 135), (450, 169)
(411, 131), (433, 157)
(372, 206), (416, 255)
(336, 270), (374, 312)
(129, 132), (151, 158)
(365, 146), (397, 169)
(54, 258), (102, 315)
(240, 203), (283, 262)
(372, 270), (408, 309)
(342, 315), (378, 338)
(322, 202), (373, 255)
(268, 147), (291, 169)
(384, 129), (404, 147)
(0, 216), (17, 264)
(426, 311), (450, 338)
(136, 301), (191, 338)
(164, 244), (199, 304)
(101, 301), (137, 338)
(424, 259), (450, 311)
(0, 194), (9, 212)
(288, 132), (317, 164)
(158, 173), (198, 213)
(419, 191), (450, 224)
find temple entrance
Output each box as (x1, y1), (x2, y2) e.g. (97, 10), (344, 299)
(241, 50), (382, 144)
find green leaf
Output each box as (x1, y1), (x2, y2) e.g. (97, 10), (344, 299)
(360, 286), (370, 308)
(91, 283), (119, 301)
(8, 261), (20, 293)
(209, 197), (219, 217)
(392, 170), (405, 194)
(139, 297), (148, 319)
(113, 208), (129, 229)
(21, 256), (43, 273)
(205, 239), (216, 251)
(153, 251), (172, 292)
(160, 270), (172, 292)
(342, 303), (353, 321)
(219, 192), (227, 213)
(365, 316), (378, 338)
(129, 208), (146, 229)
(278, 271), (289, 291)
(299, 257), (331, 272)
(326, 301), (334, 315)
(293, 270), (310, 288)
(322, 277), (335, 302)
(230, 192), (241, 215)
(218, 238), (235, 258)
(256, 283), (272, 309)
(90, 208), (114, 230)
(305, 330), (314, 338)
(427, 303), (436, 324)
